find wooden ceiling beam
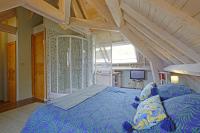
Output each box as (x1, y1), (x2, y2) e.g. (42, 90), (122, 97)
(120, 25), (163, 82)
(0, 9), (16, 22)
(72, 0), (84, 18)
(23, 0), (65, 23)
(126, 23), (174, 65)
(70, 25), (91, 35)
(123, 13), (193, 64)
(105, 0), (123, 27)
(0, 23), (17, 34)
(0, 0), (71, 24)
(121, 1), (200, 63)
(148, 47), (174, 65)
(70, 17), (118, 31)
(60, 0), (72, 24)
(120, 25), (159, 62)
(120, 24), (164, 82)
(77, 0), (89, 19)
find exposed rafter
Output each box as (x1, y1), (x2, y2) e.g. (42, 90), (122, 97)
(105, 0), (123, 27)
(0, 8), (16, 22)
(0, 23), (17, 34)
(77, 0), (89, 19)
(120, 25), (161, 63)
(148, 47), (174, 65)
(70, 17), (118, 31)
(123, 13), (193, 64)
(72, 0), (84, 18)
(70, 25), (91, 35)
(62, 0), (72, 24)
(121, 1), (200, 63)
(120, 24), (164, 82)
(23, 0), (65, 23)
(0, 0), (71, 24)
(126, 23), (177, 65)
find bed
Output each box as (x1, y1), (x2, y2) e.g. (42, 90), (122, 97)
(21, 85), (200, 133)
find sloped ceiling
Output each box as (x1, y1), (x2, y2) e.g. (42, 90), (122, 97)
(1, 0), (200, 81)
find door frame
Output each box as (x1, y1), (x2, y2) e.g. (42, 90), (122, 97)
(31, 31), (47, 101)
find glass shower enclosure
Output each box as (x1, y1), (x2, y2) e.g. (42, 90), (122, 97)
(49, 35), (88, 99)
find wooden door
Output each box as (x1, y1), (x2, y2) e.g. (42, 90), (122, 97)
(32, 32), (45, 101)
(7, 42), (16, 103)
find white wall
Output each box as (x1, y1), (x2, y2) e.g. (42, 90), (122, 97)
(121, 70), (153, 88)
(178, 74), (200, 93)
(17, 7), (43, 100)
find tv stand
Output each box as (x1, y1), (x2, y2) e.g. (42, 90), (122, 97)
(129, 80), (144, 90)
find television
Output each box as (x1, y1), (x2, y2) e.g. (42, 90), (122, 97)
(130, 70), (145, 80)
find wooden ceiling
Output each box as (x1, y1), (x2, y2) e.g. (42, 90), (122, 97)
(1, 0), (200, 80)
(0, 9), (17, 34)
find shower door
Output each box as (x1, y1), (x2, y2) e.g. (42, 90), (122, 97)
(71, 38), (82, 92)
(49, 35), (88, 99)
(57, 37), (71, 94)
(49, 36), (71, 99)
(82, 40), (89, 89)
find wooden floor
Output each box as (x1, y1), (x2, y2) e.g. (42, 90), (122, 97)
(0, 98), (43, 113)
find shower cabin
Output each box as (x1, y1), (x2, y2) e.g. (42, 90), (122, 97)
(48, 35), (90, 99)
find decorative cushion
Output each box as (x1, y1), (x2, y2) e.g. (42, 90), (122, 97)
(133, 95), (167, 130)
(158, 84), (194, 101)
(140, 82), (155, 101)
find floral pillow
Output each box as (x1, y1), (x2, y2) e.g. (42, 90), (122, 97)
(139, 82), (155, 101)
(133, 95), (167, 130)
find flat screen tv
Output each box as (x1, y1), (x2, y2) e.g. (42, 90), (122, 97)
(130, 70), (145, 80)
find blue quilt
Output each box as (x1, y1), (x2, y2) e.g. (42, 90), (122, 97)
(158, 84), (194, 100)
(22, 87), (140, 133)
(21, 87), (200, 133)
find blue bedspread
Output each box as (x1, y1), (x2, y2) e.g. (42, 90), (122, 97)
(22, 87), (140, 133)
(22, 87), (200, 133)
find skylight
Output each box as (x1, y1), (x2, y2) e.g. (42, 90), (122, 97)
(96, 43), (137, 64)
(112, 43), (137, 64)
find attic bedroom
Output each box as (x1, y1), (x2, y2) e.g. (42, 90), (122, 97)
(0, 0), (200, 133)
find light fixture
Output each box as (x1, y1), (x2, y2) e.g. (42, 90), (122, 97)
(171, 75), (179, 84)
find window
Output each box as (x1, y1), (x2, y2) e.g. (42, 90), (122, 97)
(95, 43), (137, 64)
(96, 47), (111, 63)
(112, 43), (137, 64)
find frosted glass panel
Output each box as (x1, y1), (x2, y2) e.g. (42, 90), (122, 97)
(50, 37), (57, 93)
(71, 38), (82, 91)
(83, 40), (88, 88)
(48, 34), (91, 99)
(57, 37), (71, 93)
